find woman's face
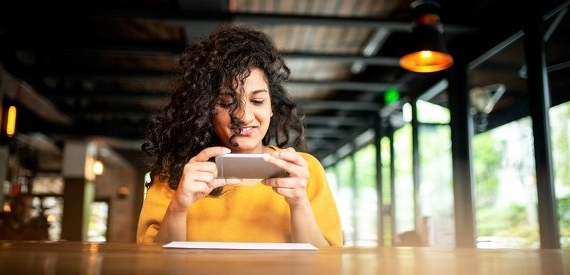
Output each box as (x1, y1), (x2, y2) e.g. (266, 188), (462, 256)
(213, 68), (272, 153)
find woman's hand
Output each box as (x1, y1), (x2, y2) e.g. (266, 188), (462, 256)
(155, 146), (240, 243)
(169, 146), (241, 212)
(261, 147), (310, 206)
(262, 148), (330, 247)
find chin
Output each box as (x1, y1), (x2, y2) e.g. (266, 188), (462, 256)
(231, 140), (262, 151)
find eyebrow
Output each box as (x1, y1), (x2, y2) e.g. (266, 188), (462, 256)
(249, 89), (268, 95)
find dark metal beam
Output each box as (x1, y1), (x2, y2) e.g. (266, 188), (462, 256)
(448, 50), (477, 248)
(283, 52), (399, 67)
(287, 80), (400, 92)
(4, 40), (401, 67)
(296, 100), (380, 111)
(315, 122), (375, 161)
(523, 5), (560, 249)
(304, 116), (369, 126)
(306, 128), (349, 138)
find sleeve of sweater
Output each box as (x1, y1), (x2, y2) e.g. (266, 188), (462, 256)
(136, 180), (173, 244)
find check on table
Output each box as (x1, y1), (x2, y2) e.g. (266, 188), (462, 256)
(0, 241), (568, 274)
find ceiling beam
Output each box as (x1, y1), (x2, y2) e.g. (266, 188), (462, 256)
(286, 80), (400, 92)
(317, 123), (376, 162)
(296, 100), (380, 111)
(304, 116), (369, 127)
(283, 52), (399, 66)
(5, 42), (401, 67)
(5, 36), (401, 66)
(69, 9), (473, 34)
(306, 128), (351, 138)
(4, 4), (474, 34)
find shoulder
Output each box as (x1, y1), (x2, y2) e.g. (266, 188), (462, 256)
(144, 177), (175, 205)
(299, 152), (321, 167)
(298, 152), (328, 182)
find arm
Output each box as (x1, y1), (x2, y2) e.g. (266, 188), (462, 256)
(289, 199), (330, 246)
(153, 197), (192, 243)
(262, 148), (342, 247)
(143, 146), (241, 243)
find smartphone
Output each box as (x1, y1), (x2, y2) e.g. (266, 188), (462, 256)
(215, 153), (287, 179)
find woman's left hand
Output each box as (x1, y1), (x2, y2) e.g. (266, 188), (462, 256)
(261, 147), (310, 206)
(262, 147), (330, 247)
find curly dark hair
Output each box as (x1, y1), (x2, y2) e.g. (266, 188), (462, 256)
(142, 24), (308, 192)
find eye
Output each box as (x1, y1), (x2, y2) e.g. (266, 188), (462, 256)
(217, 95), (234, 108)
(251, 98), (265, 105)
(218, 101), (232, 108)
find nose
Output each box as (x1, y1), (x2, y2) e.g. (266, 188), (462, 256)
(236, 100), (254, 123)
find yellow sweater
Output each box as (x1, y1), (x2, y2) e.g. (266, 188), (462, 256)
(137, 152), (343, 246)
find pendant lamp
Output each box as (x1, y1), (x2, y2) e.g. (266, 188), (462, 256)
(399, 0), (454, 73)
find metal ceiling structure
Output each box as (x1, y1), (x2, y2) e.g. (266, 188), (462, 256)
(0, 0), (569, 172)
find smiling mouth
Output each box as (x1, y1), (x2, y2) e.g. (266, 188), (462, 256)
(237, 126), (255, 136)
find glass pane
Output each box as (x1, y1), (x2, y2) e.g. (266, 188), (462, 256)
(550, 102), (570, 248)
(326, 141), (383, 247)
(380, 136), (392, 245)
(353, 144), (378, 246)
(41, 196), (63, 241)
(88, 201), (109, 242)
(471, 35), (539, 248)
(330, 156), (356, 246)
(473, 118), (539, 248)
(393, 124), (414, 238)
(417, 99), (454, 247)
(30, 174), (64, 241)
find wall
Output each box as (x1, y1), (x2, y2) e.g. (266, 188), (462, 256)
(94, 156), (145, 243)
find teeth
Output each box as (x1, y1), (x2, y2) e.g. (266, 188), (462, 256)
(240, 127), (253, 135)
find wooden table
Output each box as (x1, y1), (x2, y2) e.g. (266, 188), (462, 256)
(1, 241), (568, 274)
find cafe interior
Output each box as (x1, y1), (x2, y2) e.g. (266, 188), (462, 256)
(1, 0), (569, 255)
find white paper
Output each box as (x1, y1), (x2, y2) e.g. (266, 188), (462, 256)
(163, 241), (318, 250)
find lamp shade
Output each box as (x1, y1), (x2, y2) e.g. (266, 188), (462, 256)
(399, 0), (453, 73)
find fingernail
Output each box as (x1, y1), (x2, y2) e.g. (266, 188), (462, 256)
(222, 148), (231, 154)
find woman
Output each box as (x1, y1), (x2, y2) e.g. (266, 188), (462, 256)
(136, 25), (343, 247)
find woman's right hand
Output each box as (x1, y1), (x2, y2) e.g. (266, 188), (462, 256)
(168, 146), (241, 212)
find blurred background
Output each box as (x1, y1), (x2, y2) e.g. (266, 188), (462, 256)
(0, 0), (569, 248)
